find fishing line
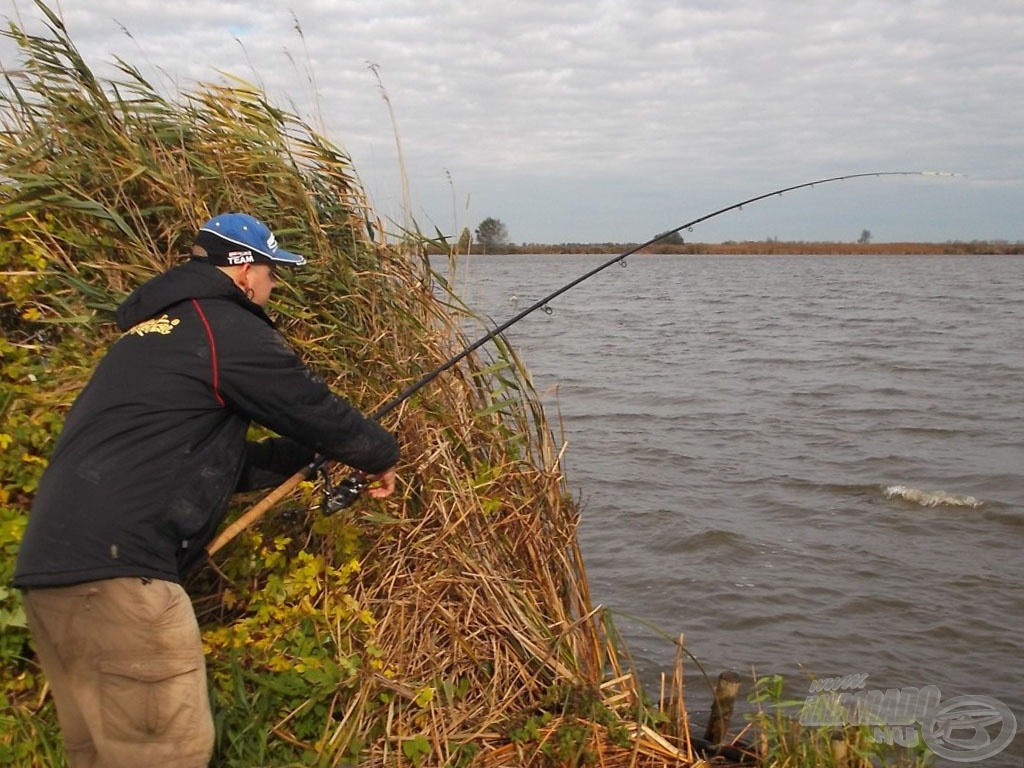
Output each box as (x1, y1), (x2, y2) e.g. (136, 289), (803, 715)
(206, 170), (957, 554)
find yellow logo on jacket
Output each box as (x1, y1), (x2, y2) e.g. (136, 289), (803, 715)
(127, 314), (180, 336)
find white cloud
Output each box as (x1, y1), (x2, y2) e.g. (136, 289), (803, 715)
(3, 0), (1022, 242)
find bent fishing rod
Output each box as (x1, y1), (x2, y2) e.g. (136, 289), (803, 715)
(206, 170), (954, 556)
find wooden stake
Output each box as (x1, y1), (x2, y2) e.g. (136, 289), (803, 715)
(703, 670), (742, 745)
(831, 730), (849, 768)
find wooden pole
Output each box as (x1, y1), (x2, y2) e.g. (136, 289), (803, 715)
(703, 670), (742, 745)
(830, 730), (849, 768)
(206, 463), (315, 556)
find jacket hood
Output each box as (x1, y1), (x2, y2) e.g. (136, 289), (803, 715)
(115, 259), (272, 331)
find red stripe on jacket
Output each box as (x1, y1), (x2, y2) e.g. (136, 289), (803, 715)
(191, 299), (225, 407)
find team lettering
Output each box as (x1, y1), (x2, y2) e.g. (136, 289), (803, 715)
(226, 250), (255, 264)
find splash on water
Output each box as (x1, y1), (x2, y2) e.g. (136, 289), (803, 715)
(883, 484), (983, 508)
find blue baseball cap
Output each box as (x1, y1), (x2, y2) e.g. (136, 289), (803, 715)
(194, 213), (306, 267)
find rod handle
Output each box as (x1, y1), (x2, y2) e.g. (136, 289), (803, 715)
(206, 461), (316, 556)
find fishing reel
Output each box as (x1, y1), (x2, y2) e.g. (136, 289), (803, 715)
(319, 467), (368, 515)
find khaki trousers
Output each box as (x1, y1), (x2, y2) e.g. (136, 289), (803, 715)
(22, 578), (214, 768)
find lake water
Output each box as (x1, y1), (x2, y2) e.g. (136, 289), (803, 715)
(444, 252), (1023, 766)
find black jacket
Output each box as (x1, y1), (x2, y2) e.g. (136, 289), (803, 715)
(14, 260), (399, 587)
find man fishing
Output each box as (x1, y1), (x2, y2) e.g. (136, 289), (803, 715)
(13, 213), (400, 767)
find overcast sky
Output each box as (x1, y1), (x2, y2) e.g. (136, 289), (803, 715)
(3, 1), (1022, 244)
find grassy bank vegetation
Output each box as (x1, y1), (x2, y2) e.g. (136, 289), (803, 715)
(0, 5), (681, 767)
(1, 5), (939, 767)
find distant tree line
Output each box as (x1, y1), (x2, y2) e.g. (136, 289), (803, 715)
(426, 239), (1023, 257)
(506, 240), (1024, 256)
(425, 217), (1021, 256)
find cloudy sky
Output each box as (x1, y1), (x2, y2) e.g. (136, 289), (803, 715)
(3, 0), (1022, 244)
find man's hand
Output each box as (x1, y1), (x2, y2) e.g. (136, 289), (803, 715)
(364, 469), (397, 498)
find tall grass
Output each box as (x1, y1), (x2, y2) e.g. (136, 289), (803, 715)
(0, 4), (691, 766)
(745, 675), (934, 768)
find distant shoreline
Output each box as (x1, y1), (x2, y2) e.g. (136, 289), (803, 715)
(451, 240), (1024, 256)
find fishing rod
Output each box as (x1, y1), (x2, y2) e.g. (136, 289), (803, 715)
(206, 170), (954, 555)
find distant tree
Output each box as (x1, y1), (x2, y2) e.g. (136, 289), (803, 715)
(456, 227), (472, 253)
(858, 229), (873, 244)
(655, 230), (684, 245)
(475, 217), (509, 252)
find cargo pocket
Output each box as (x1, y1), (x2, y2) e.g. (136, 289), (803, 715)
(99, 654), (201, 743)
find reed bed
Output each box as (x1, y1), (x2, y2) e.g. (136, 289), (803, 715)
(0, 5), (700, 766)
